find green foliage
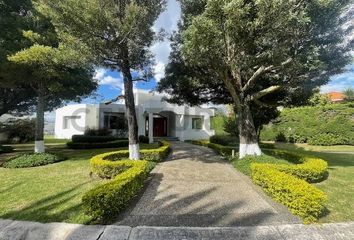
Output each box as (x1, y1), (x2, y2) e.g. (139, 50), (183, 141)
(139, 135), (149, 144)
(101, 141), (171, 162)
(71, 135), (120, 143)
(0, 145), (13, 154)
(210, 114), (227, 135)
(66, 140), (129, 149)
(3, 153), (65, 168)
(209, 135), (231, 146)
(232, 153), (289, 176)
(309, 92), (331, 106)
(0, 119), (35, 143)
(343, 88), (354, 102)
(261, 104), (354, 145)
(251, 164), (327, 223)
(82, 141), (171, 221)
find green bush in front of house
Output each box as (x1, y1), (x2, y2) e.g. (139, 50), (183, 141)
(82, 141), (171, 222)
(260, 103), (354, 145)
(3, 153), (65, 168)
(67, 139), (129, 149)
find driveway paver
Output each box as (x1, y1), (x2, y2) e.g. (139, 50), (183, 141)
(115, 142), (300, 227)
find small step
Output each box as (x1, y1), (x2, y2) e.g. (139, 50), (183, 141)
(154, 136), (179, 142)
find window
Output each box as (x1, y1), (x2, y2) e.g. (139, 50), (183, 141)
(104, 113), (126, 129)
(63, 116), (81, 129)
(192, 117), (203, 130)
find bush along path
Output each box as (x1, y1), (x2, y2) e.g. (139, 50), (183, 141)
(115, 141), (299, 227)
(83, 141), (171, 223)
(188, 140), (328, 223)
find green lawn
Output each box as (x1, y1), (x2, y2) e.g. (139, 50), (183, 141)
(0, 142), (159, 224)
(273, 143), (354, 223)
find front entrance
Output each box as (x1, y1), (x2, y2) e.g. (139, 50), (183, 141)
(153, 117), (167, 137)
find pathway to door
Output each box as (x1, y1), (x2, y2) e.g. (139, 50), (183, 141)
(115, 142), (300, 227)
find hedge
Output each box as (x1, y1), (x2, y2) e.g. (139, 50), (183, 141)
(187, 140), (274, 156)
(251, 164), (327, 223)
(71, 135), (122, 143)
(82, 141), (171, 221)
(188, 139), (328, 222)
(67, 139), (129, 149)
(0, 145), (13, 154)
(260, 103), (354, 145)
(263, 149), (328, 183)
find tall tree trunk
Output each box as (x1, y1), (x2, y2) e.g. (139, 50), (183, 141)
(35, 88), (45, 153)
(237, 101), (261, 158)
(121, 52), (140, 160)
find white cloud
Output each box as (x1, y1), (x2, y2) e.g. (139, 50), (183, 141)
(94, 68), (124, 90)
(154, 62), (166, 82)
(321, 65), (354, 93)
(151, 0), (181, 82)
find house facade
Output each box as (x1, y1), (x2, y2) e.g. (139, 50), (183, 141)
(55, 90), (215, 142)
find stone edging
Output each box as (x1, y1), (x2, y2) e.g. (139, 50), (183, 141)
(1, 219), (354, 240)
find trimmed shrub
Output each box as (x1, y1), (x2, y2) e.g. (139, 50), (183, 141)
(84, 128), (112, 136)
(251, 164), (327, 223)
(71, 135), (120, 143)
(262, 150), (328, 183)
(3, 153), (65, 168)
(0, 145), (13, 154)
(83, 160), (150, 221)
(139, 135), (149, 144)
(67, 139), (129, 149)
(209, 135), (230, 146)
(97, 141), (171, 162)
(82, 141), (171, 221)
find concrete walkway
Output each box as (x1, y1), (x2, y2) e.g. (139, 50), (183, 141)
(115, 142), (300, 227)
(1, 219), (354, 240)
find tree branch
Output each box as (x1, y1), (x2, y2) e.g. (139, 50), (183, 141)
(104, 95), (125, 104)
(242, 58), (293, 92)
(251, 85), (281, 101)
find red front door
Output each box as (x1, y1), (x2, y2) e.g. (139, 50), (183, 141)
(153, 117), (167, 137)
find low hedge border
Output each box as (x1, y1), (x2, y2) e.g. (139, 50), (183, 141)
(187, 139), (328, 223)
(251, 164), (327, 223)
(186, 140), (274, 156)
(263, 149), (328, 183)
(3, 153), (66, 168)
(66, 139), (129, 149)
(0, 145), (13, 154)
(71, 135), (124, 143)
(82, 141), (171, 221)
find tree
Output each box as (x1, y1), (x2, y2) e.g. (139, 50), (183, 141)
(40, 0), (165, 159)
(343, 88), (354, 102)
(7, 8), (97, 153)
(159, 0), (353, 158)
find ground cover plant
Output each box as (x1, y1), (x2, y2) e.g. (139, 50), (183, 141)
(3, 153), (65, 168)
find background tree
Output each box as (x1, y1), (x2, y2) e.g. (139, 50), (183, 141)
(7, 7), (97, 153)
(40, 0), (166, 159)
(343, 88), (354, 102)
(159, 0), (353, 158)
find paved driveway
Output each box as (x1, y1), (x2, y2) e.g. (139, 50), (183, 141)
(115, 142), (300, 227)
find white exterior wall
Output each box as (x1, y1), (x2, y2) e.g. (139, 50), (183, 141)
(55, 89), (216, 140)
(55, 104), (98, 139)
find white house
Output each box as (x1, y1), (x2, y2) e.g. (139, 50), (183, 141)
(55, 90), (215, 143)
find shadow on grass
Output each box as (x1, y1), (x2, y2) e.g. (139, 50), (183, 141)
(0, 182), (93, 224)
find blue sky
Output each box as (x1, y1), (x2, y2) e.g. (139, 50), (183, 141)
(80, 0), (354, 104)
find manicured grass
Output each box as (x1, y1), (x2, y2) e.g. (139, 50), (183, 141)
(0, 142), (159, 224)
(273, 143), (354, 223)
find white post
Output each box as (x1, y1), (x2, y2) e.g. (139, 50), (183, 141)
(148, 112), (154, 143)
(180, 114), (185, 142)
